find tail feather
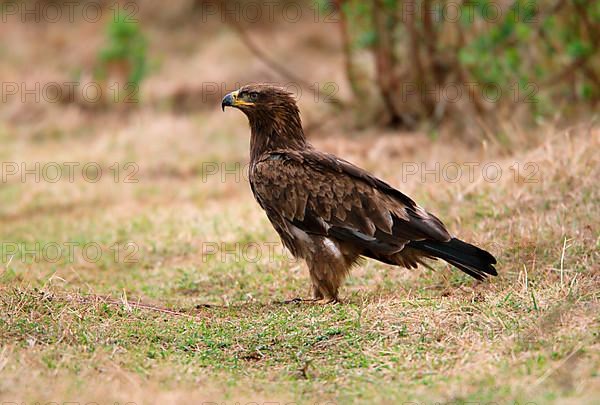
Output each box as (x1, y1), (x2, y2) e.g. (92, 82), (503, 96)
(409, 237), (497, 281)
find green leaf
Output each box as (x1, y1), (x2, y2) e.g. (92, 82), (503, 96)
(458, 48), (478, 65)
(515, 24), (531, 40)
(567, 40), (591, 58)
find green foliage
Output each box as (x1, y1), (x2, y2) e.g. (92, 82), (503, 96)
(339, 0), (600, 128)
(462, 0), (597, 88)
(97, 12), (147, 88)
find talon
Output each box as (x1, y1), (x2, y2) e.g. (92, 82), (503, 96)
(279, 297), (339, 305)
(281, 297), (315, 304)
(314, 297), (339, 305)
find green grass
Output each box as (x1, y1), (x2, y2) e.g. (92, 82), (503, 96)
(0, 113), (598, 403)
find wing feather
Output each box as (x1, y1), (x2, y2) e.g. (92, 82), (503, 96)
(250, 149), (451, 258)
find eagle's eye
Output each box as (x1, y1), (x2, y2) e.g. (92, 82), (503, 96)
(247, 92), (259, 102)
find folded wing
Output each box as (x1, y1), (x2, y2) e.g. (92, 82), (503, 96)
(251, 149), (452, 257)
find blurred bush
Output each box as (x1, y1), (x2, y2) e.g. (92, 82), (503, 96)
(95, 10), (147, 103)
(332, 0), (600, 129)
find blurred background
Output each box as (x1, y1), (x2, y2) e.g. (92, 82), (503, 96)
(2, 0), (599, 139)
(0, 1), (599, 403)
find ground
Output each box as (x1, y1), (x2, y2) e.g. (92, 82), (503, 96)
(0, 10), (599, 405)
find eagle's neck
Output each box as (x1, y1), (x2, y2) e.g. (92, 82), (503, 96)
(248, 107), (306, 162)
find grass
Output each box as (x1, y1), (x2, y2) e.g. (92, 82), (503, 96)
(0, 119), (598, 404)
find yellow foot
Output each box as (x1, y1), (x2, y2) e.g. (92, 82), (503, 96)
(281, 297), (315, 304)
(314, 297), (339, 305)
(280, 297), (339, 305)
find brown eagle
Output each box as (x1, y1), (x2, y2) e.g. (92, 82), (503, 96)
(222, 84), (497, 303)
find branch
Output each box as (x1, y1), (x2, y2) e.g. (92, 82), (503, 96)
(223, 11), (343, 107)
(332, 0), (366, 101)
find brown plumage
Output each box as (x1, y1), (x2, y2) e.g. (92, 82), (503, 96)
(222, 84), (497, 303)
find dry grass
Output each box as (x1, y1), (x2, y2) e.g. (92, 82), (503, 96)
(1, 7), (599, 405)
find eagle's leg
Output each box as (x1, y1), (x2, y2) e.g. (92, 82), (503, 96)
(305, 238), (358, 304)
(311, 280), (324, 300)
(307, 261), (344, 304)
(280, 264), (341, 304)
(281, 231), (353, 304)
(280, 279), (330, 304)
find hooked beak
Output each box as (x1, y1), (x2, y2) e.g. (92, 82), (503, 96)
(221, 91), (237, 111)
(222, 90), (255, 111)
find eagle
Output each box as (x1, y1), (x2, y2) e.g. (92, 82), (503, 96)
(222, 84), (497, 303)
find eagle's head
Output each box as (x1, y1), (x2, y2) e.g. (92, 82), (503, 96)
(221, 84), (297, 115)
(222, 84), (305, 156)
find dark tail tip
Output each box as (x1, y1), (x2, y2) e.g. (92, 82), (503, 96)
(409, 237), (497, 281)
